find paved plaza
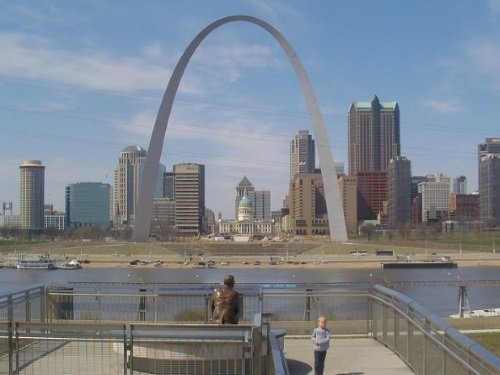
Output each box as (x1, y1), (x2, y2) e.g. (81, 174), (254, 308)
(285, 337), (414, 375)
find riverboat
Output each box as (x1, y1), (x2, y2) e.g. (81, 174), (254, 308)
(449, 307), (500, 318)
(59, 259), (82, 270)
(16, 254), (56, 270)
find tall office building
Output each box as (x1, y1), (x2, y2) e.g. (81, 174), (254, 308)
(163, 171), (175, 199)
(235, 176), (255, 220)
(151, 198), (176, 236)
(452, 176), (467, 194)
(288, 172), (328, 235)
(334, 162), (345, 175)
(449, 194), (479, 221)
(19, 160), (45, 230)
(355, 171), (387, 221)
(65, 182), (111, 229)
(387, 156), (412, 229)
(113, 146), (147, 226)
(155, 163), (166, 198)
(174, 163), (205, 236)
(290, 130), (315, 180)
(418, 173), (450, 223)
(478, 138), (500, 160)
(478, 138), (500, 226)
(348, 95), (400, 174)
(411, 176), (426, 201)
(252, 190), (271, 221)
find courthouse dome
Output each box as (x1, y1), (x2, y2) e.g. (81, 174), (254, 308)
(121, 145), (147, 154)
(239, 195), (253, 209)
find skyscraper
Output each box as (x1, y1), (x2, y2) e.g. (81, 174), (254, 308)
(113, 146), (147, 226)
(356, 171), (387, 221)
(252, 190), (271, 221)
(19, 160), (45, 231)
(174, 163), (205, 236)
(288, 172), (328, 235)
(452, 176), (467, 194)
(418, 173), (450, 223)
(163, 171), (175, 199)
(348, 95), (400, 174)
(478, 138), (500, 226)
(290, 130), (315, 180)
(387, 156), (411, 229)
(65, 182), (111, 229)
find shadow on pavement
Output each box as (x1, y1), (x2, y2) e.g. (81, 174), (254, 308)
(286, 359), (312, 374)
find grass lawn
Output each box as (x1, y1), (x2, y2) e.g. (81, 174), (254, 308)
(466, 332), (500, 357)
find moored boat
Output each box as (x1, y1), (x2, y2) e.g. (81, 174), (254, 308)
(16, 254), (56, 270)
(449, 307), (500, 318)
(59, 259), (82, 269)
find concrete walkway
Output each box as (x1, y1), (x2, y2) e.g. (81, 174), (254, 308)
(284, 337), (414, 375)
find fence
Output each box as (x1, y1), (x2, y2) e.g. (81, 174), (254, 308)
(370, 285), (500, 375)
(0, 283), (499, 374)
(1, 322), (261, 375)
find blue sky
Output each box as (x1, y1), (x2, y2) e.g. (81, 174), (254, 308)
(1, 1), (500, 218)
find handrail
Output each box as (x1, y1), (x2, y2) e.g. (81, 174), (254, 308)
(268, 331), (290, 375)
(371, 285), (500, 374)
(1, 283), (499, 374)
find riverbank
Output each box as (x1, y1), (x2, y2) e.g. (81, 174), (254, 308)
(1, 239), (500, 270)
(32, 253), (500, 270)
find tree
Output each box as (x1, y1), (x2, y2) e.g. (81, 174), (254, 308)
(359, 223), (376, 240)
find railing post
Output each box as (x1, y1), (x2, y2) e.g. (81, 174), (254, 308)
(394, 309), (399, 351)
(129, 325), (134, 375)
(96, 288), (101, 321)
(153, 294), (157, 323)
(40, 286), (46, 322)
(25, 291), (31, 322)
(423, 318), (428, 375)
(7, 295), (13, 325)
(138, 289), (147, 322)
(367, 294), (372, 336)
(123, 325), (128, 375)
(382, 302), (387, 344)
(304, 289), (313, 321)
(252, 326), (262, 375)
(15, 322), (19, 374)
(205, 293), (210, 323)
(259, 291), (263, 315)
(8, 319), (13, 375)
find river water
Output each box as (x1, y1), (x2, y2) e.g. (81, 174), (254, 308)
(1, 266), (499, 318)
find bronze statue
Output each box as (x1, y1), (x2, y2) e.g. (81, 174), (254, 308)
(211, 275), (240, 324)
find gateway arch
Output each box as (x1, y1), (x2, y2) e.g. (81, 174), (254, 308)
(133, 15), (347, 242)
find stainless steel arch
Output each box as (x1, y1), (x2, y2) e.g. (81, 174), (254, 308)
(133, 15), (347, 242)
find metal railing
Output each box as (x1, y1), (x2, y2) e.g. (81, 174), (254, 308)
(0, 284), (499, 374)
(0, 285), (45, 323)
(2, 321), (261, 375)
(370, 285), (500, 375)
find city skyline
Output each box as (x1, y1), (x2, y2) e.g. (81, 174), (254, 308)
(1, 1), (500, 218)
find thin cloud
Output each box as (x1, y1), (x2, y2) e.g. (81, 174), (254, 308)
(0, 32), (200, 95)
(423, 98), (463, 115)
(192, 42), (282, 82)
(465, 39), (500, 75)
(243, 0), (302, 23)
(0, 31), (287, 97)
(464, 38), (500, 91)
(488, 0), (500, 15)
